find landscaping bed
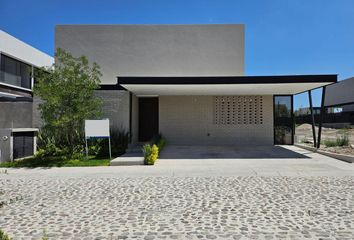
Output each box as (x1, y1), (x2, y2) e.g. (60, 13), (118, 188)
(296, 123), (354, 156)
(0, 156), (110, 168)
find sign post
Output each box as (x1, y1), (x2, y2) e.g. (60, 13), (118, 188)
(84, 119), (111, 159)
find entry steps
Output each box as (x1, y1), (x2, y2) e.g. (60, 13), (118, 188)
(110, 145), (144, 166)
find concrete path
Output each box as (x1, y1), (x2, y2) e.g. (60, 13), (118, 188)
(1, 146), (354, 179)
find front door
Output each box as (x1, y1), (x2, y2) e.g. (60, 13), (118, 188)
(139, 97), (159, 142)
(274, 95), (294, 145)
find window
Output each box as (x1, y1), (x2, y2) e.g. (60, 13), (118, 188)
(274, 96), (294, 145)
(0, 54), (32, 89)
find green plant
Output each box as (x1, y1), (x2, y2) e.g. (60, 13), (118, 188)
(151, 144), (159, 162)
(336, 133), (349, 146)
(143, 144), (152, 165)
(157, 137), (166, 150)
(142, 144), (159, 165)
(34, 48), (102, 154)
(0, 156), (110, 168)
(152, 134), (166, 151)
(323, 134), (349, 147)
(96, 127), (130, 158)
(323, 139), (337, 147)
(0, 229), (11, 240)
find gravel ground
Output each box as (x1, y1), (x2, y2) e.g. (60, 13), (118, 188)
(1, 176), (354, 240)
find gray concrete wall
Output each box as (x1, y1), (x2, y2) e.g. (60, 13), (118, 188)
(159, 95), (273, 145)
(325, 77), (354, 107)
(94, 90), (130, 131)
(32, 96), (43, 128)
(55, 24), (245, 84)
(0, 102), (33, 128)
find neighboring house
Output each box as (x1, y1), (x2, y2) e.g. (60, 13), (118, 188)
(325, 77), (354, 112)
(0, 30), (53, 162)
(295, 107), (335, 116)
(323, 77), (354, 126)
(56, 24), (337, 146)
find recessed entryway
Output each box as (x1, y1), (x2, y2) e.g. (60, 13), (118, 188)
(138, 97), (159, 142)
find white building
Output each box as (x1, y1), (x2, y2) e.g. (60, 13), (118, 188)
(54, 24), (336, 146)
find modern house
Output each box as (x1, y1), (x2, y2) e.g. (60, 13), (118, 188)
(295, 77), (354, 128)
(0, 30), (53, 162)
(325, 77), (354, 111)
(55, 24), (337, 147)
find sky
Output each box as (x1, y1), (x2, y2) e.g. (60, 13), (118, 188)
(1, 0), (354, 109)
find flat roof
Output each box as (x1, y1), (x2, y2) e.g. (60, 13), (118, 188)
(0, 30), (54, 67)
(117, 75), (337, 95)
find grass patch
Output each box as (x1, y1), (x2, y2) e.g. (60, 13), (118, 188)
(323, 134), (350, 148)
(0, 156), (110, 168)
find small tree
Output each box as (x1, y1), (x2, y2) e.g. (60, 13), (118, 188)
(34, 48), (102, 153)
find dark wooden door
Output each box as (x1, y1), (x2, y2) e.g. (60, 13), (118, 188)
(139, 97), (159, 142)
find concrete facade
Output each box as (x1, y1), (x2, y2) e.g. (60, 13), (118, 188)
(56, 24), (245, 84)
(56, 24), (248, 144)
(159, 95), (273, 145)
(0, 101), (33, 129)
(1, 30), (54, 130)
(55, 25), (334, 146)
(325, 77), (354, 107)
(94, 90), (130, 130)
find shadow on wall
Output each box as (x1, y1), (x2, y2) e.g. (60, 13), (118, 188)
(159, 145), (311, 159)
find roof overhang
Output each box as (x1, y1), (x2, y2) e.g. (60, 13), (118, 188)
(118, 75), (337, 96)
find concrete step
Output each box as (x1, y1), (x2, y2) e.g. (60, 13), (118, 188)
(110, 157), (144, 166)
(110, 152), (144, 166)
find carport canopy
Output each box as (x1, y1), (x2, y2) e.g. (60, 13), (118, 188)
(117, 75), (337, 95)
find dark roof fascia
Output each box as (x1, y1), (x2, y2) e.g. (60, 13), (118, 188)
(117, 75), (337, 85)
(98, 83), (126, 90)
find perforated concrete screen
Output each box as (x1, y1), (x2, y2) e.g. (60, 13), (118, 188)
(214, 96), (263, 125)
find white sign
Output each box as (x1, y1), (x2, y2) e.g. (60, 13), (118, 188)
(85, 119), (110, 138)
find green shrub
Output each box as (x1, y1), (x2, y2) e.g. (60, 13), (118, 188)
(96, 127), (130, 158)
(151, 144), (159, 162)
(143, 144), (152, 165)
(152, 134), (166, 151)
(157, 137), (166, 151)
(0, 229), (11, 240)
(323, 139), (337, 147)
(336, 134), (349, 146)
(323, 134), (349, 147)
(142, 144), (159, 165)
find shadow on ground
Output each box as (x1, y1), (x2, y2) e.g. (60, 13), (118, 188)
(159, 145), (311, 159)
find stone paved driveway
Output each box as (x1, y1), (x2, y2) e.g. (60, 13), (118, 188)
(1, 176), (354, 240)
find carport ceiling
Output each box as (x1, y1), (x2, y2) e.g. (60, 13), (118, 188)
(118, 75), (337, 95)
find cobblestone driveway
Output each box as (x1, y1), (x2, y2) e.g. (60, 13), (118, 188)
(1, 176), (354, 240)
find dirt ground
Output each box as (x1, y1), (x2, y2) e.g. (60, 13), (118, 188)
(295, 124), (354, 156)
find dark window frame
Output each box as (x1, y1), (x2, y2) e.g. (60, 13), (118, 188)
(0, 53), (33, 89)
